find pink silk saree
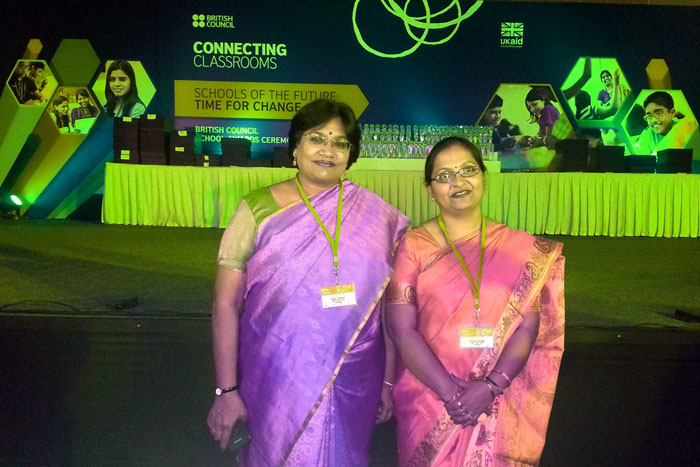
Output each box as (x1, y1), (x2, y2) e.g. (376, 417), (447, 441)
(237, 181), (409, 466)
(389, 224), (565, 467)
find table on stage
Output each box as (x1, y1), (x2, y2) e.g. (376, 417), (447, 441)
(102, 162), (700, 237)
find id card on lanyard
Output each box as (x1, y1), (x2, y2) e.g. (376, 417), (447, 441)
(296, 176), (357, 309)
(439, 214), (493, 349)
(459, 327), (494, 349)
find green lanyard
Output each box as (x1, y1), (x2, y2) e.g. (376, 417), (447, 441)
(438, 214), (486, 326)
(295, 176), (343, 285)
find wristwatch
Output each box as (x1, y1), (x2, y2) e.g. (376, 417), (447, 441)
(215, 385), (238, 396)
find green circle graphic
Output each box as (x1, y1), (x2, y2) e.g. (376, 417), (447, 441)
(352, 0), (483, 58)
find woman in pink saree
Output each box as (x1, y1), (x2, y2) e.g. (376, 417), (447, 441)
(206, 99), (409, 466)
(386, 137), (565, 466)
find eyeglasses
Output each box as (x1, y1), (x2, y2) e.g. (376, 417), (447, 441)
(304, 132), (352, 152)
(431, 166), (481, 183)
(643, 108), (670, 122)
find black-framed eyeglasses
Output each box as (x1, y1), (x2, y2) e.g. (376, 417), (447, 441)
(431, 166), (481, 183)
(643, 108), (670, 122)
(304, 132), (352, 152)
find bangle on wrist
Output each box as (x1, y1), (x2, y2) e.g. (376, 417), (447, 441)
(490, 369), (513, 386)
(483, 378), (503, 399)
(383, 380), (394, 390)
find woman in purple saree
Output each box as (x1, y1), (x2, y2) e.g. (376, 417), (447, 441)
(207, 99), (409, 466)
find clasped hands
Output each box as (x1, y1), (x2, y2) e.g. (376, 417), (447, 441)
(443, 374), (495, 428)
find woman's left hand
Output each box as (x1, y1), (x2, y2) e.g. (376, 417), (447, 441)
(375, 385), (394, 424)
(444, 375), (493, 427)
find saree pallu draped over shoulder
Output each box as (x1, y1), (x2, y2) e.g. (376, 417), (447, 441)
(238, 180), (408, 466)
(392, 224), (565, 467)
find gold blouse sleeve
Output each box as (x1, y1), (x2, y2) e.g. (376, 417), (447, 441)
(217, 199), (257, 272)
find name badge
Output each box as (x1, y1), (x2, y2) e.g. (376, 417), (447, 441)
(321, 284), (357, 309)
(460, 327), (494, 349)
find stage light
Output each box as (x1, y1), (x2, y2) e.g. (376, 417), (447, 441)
(1, 192), (23, 219)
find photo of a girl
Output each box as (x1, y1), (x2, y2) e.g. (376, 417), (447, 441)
(104, 61), (146, 118)
(521, 87), (559, 148)
(52, 96), (72, 132)
(71, 89), (99, 126)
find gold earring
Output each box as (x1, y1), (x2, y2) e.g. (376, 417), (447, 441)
(293, 158), (297, 166)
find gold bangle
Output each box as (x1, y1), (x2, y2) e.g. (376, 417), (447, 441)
(483, 378), (503, 398)
(490, 369), (513, 386)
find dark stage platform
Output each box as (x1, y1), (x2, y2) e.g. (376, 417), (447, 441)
(1, 219), (699, 465)
(1, 316), (698, 466)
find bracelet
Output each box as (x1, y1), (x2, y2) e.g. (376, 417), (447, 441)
(483, 377), (504, 398)
(383, 380), (394, 390)
(490, 369), (513, 386)
(484, 376), (503, 391)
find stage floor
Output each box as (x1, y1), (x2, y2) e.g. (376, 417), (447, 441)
(1, 315), (698, 466)
(1, 219), (699, 465)
(2, 218), (699, 327)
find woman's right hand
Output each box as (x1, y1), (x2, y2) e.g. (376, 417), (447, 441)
(444, 375), (493, 428)
(207, 391), (248, 451)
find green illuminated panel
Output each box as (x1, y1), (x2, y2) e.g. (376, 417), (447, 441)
(9, 113), (87, 209)
(560, 57), (633, 130)
(50, 39), (100, 87)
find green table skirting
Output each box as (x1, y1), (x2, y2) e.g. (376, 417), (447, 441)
(102, 163), (700, 237)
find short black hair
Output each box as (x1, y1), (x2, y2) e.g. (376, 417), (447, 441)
(424, 137), (486, 185)
(600, 70), (612, 80)
(643, 91), (674, 110)
(288, 99), (361, 169)
(487, 94), (503, 109)
(53, 95), (68, 106)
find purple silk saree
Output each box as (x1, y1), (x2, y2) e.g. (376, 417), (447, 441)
(238, 181), (408, 466)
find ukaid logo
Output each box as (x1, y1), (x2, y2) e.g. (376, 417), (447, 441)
(500, 22), (523, 48)
(192, 14), (235, 29)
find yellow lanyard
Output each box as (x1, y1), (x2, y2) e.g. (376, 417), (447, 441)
(438, 214), (486, 326)
(295, 176), (343, 285)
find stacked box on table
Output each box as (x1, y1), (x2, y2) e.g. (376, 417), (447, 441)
(195, 154), (222, 167)
(113, 117), (140, 164)
(169, 130), (196, 166)
(247, 158), (272, 167)
(656, 149), (692, 173)
(272, 146), (294, 168)
(220, 137), (252, 166)
(139, 114), (170, 165)
(625, 155), (656, 173)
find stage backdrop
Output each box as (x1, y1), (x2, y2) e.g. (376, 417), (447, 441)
(1, 0), (699, 219)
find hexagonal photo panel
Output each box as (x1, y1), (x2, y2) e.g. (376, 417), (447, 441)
(50, 39), (101, 87)
(46, 86), (101, 134)
(92, 60), (156, 118)
(5, 60), (57, 107)
(621, 89), (698, 155)
(476, 84), (573, 171)
(560, 57), (633, 129)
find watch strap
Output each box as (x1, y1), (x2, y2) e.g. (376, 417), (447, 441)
(215, 385), (238, 396)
